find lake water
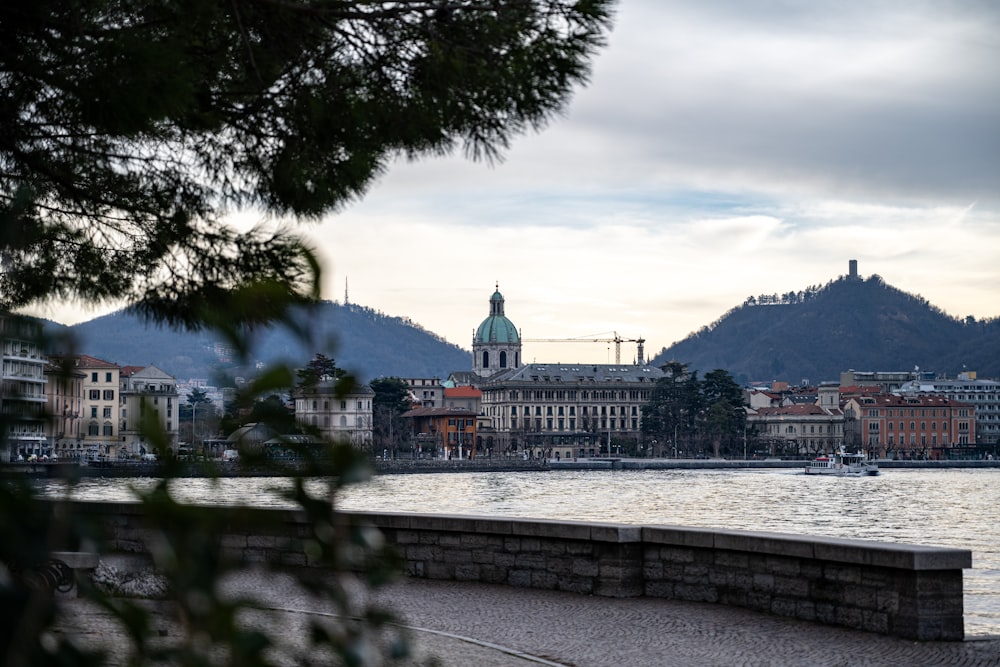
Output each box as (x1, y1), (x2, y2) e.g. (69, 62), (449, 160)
(35, 467), (1000, 637)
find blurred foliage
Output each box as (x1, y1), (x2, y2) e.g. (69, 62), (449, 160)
(1, 1), (615, 662)
(1, 305), (420, 666)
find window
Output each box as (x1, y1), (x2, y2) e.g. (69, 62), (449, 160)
(103, 424), (113, 436)
(89, 389), (100, 400)
(88, 422), (99, 436)
(91, 372), (98, 382)
(106, 372), (112, 382)
(103, 390), (114, 400)
(103, 407), (112, 418)
(500, 351), (507, 368)
(340, 401), (346, 410)
(482, 351), (489, 368)
(90, 407), (98, 418)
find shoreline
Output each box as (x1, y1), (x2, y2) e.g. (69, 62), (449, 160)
(4, 457), (1000, 479)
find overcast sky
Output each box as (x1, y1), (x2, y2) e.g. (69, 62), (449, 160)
(48, 0), (1000, 367)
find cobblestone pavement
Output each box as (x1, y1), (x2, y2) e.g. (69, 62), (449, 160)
(57, 571), (1000, 666)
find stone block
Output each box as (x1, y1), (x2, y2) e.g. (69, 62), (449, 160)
(541, 541), (568, 556)
(520, 538), (542, 552)
(823, 563), (862, 584)
(508, 570), (532, 587)
(591, 524), (642, 544)
(442, 549), (473, 564)
(454, 564), (480, 581)
(532, 571), (559, 589)
(572, 559), (600, 577)
(515, 553), (546, 569)
(645, 581), (675, 598)
(773, 575), (808, 598)
(862, 610), (889, 634)
(471, 549), (495, 564)
(494, 552), (516, 568)
(714, 530), (814, 559)
(715, 551), (749, 569)
(558, 577), (594, 595)
(439, 534), (463, 547)
(795, 600), (816, 622)
(836, 606), (864, 630)
(460, 534), (490, 548)
(660, 547), (695, 564)
(425, 561), (453, 579)
(675, 583), (717, 603)
(770, 597), (797, 617)
(642, 526), (716, 549)
(751, 573), (774, 592)
(764, 555), (800, 576)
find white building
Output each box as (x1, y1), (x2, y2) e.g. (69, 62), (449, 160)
(120, 364), (180, 455)
(1, 315), (48, 461)
(294, 380), (374, 448)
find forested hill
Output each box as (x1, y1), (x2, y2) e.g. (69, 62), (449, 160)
(47, 302), (471, 382)
(649, 274), (1000, 385)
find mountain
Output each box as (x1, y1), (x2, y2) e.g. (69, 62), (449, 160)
(649, 273), (1000, 385)
(46, 302), (471, 383)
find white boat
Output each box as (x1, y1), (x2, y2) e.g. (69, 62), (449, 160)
(804, 450), (879, 476)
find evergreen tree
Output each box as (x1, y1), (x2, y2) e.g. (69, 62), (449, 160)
(0, 0), (614, 327)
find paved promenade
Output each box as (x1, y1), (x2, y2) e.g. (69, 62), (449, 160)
(59, 571), (1000, 666)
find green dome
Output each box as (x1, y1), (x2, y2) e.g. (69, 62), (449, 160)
(475, 290), (520, 344)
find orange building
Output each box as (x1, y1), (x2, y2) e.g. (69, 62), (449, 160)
(401, 407), (478, 459)
(844, 394), (975, 460)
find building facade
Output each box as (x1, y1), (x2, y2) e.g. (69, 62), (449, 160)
(401, 377), (444, 408)
(844, 394), (976, 459)
(294, 380), (374, 448)
(120, 364), (180, 455)
(401, 406), (478, 459)
(480, 363), (663, 459)
(468, 288), (662, 459)
(71, 355), (122, 459)
(1, 315), (48, 461)
(44, 361), (85, 459)
(898, 376), (1000, 450)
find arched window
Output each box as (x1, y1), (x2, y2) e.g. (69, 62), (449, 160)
(499, 351), (507, 368)
(482, 351), (490, 368)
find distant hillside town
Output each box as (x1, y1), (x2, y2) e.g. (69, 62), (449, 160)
(2, 269), (998, 463)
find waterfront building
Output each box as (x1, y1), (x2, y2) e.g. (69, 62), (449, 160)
(745, 384), (844, 456)
(119, 364), (180, 455)
(401, 406), (478, 459)
(479, 363), (664, 459)
(44, 360), (85, 459)
(1, 315), (48, 461)
(898, 375), (1000, 451)
(468, 287), (662, 458)
(76, 355), (122, 458)
(293, 379), (374, 448)
(843, 394), (975, 459)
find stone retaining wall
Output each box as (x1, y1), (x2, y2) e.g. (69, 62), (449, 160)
(65, 502), (970, 641)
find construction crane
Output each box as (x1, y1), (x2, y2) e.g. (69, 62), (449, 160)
(521, 332), (646, 365)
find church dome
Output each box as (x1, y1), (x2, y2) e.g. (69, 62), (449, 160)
(474, 289), (520, 344)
